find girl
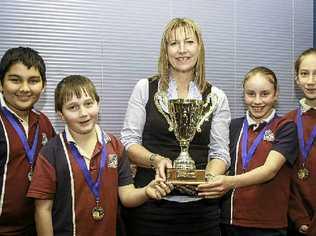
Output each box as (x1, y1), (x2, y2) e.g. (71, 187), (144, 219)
(198, 66), (298, 236)
(287, 48), (316, 236)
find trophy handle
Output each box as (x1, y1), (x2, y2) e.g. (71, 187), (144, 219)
(154, 91), (174, 131)
(196, 93), (218, 132)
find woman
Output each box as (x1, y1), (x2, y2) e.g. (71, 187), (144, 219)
(200, 67), (298, 236)
(121, 18), (230, 236)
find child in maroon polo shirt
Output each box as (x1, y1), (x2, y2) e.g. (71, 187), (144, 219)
(198, 67), (298, 236)
(287, 48), (316, 236)
(27, 75), (172, 236)
(0, 47), (55, 235)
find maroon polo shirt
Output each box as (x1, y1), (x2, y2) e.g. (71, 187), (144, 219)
(28, 133), (133, 236)
(287, 109), (316, 236)
(222, 116), (297, 229)
(0, 109), (55, 235)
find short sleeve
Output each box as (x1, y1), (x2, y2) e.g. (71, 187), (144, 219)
(272, 121), (298, 165)
(27, 154), (56, 199)
(108, 134), (134, 187)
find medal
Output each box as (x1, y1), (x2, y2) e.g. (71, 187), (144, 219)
(28, 166), (33, 181)
(296, 107), (316, 178)
(66, 131), (107, 221)
(92, 201), (104, 221)
(1, 106), (39, 181)
(297, 167), (309, 180)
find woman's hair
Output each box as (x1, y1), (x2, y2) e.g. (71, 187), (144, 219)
(295, 48), (316, 77)
(55, 75), (100, 112)
(158, 18), (207, 92)
(243, 66), (278, 92)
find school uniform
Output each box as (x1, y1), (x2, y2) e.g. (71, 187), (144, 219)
(287, 99), (316, 236)
(27, 126), (133, 236)
(221, 110), (297, 236)
(0, 97), (55, 235)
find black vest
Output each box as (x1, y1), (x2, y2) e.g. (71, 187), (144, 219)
(134, 76), (213, 187)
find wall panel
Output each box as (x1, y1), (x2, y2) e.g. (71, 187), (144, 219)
(0, 0), (313, 135)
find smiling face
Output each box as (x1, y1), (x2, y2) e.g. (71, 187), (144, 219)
(244, 73), (278, 122)
(167, 27), (200, 76)
(1, 62), (44, 118)
(58, 90), (99, 138)
(296, 53), (316, 106)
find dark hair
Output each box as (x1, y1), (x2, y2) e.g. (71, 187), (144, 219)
(295, 48), (316, 76)
(243, 66), (278, 92)
(55, 75), (100, 112)
(0, 47), (46, 85)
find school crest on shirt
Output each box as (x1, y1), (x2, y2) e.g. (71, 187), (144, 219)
(108, 154), (118, 168)
(41, 133), (48, 146)
(263, 129), (275, 142)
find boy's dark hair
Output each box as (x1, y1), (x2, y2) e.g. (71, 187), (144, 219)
(55, 75), (100, 112)
(0, 47), (46, 85)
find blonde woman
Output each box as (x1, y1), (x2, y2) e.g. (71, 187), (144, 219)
(121, 18), (230, 236)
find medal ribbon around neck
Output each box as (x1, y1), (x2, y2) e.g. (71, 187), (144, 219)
(241, 118), (272, 170)
(1, 106), (39, 166)
(296, 107), (316, 161)
(66, 132), (107, 203)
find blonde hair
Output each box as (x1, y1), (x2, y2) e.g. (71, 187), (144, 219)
(158, 18), (207, 93)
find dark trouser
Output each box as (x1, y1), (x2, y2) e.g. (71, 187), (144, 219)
(287, 219), (305, 236)
(221, 224), (287, 236)
(122, 199), (220, 236)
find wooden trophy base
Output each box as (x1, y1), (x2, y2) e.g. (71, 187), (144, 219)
(166, 168), (206, 185)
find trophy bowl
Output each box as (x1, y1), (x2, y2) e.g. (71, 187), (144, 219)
(166, 99), (206, 185)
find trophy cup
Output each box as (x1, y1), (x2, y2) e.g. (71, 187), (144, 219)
(166, 99), (206, 185)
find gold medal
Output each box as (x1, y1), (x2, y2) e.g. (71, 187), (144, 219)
(27, 167), (33, 182)
(27, 171), (33, 181)
(92, 205), (104, 221)
(297, 167), (309, 180)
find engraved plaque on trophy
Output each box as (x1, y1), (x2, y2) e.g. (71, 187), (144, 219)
(166, 99), (206, 185)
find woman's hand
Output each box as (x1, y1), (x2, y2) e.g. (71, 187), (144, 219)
(197, 175), (234, 199)
(154, 156), (173, 181)
(145, 179), (173, 200)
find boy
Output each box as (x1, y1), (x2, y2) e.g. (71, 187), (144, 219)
(0, 47), (55, 235)
(27, 75), (171, 236)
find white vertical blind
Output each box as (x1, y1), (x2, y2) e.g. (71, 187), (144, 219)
(0, 0), (313, 136)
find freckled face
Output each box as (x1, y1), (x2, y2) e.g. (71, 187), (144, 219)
(58, 91), (99, 137)
(244, 74), (278, 122)
(167, 27), (200, 75)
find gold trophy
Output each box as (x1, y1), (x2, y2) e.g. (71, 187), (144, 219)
(166, 99), (207, 185)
